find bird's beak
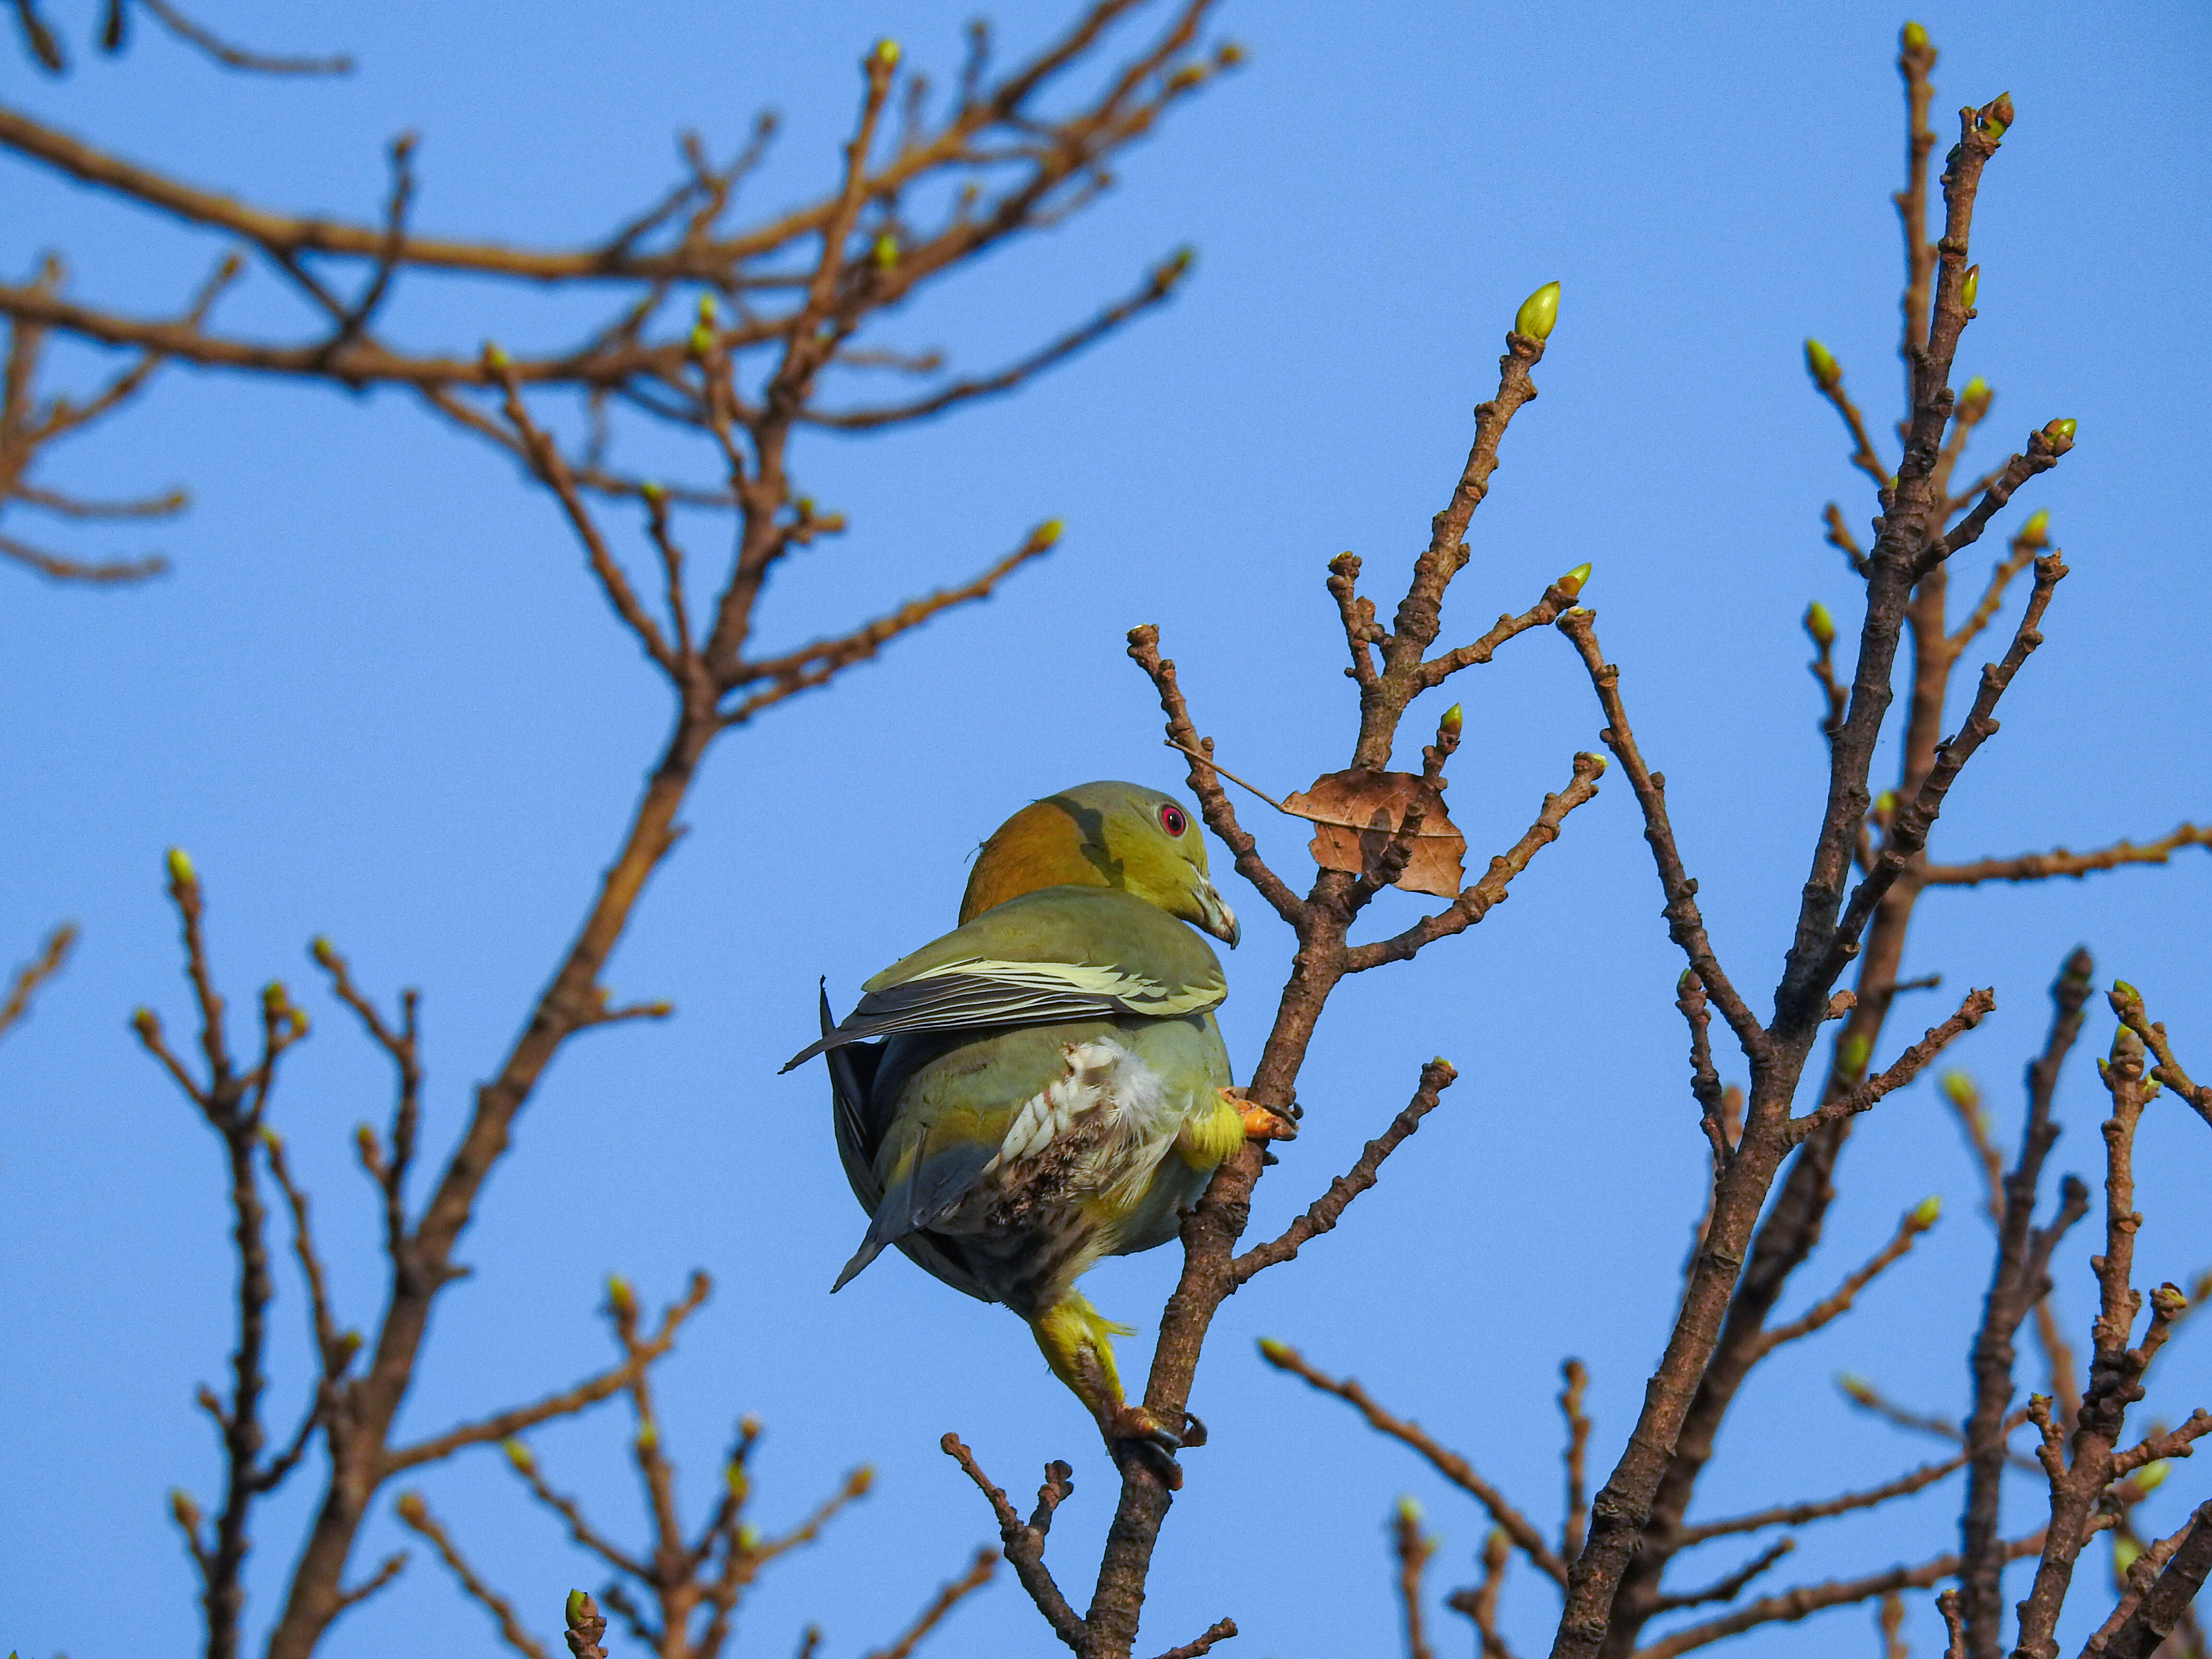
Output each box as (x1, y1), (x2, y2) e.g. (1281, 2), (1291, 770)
(1194, 877), (1240, 948)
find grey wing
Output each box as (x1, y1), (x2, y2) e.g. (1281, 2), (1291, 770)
(822, 985), (887, 1213)
(783, 972), (1123, 1072)
(830, 1117), (999, 1294)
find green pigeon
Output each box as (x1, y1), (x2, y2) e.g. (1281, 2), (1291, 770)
(786, 781), (1291, 1455)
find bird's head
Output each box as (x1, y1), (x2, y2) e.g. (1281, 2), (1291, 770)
(959, 780), (1239, 946)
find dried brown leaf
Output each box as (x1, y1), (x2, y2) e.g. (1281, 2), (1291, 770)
(1280, 769), (1465, 897)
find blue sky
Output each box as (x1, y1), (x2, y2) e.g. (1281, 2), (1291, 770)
(3, 3), (2209, 1657)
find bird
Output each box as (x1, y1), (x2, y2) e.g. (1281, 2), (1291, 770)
(784, 780), (1291, 1459)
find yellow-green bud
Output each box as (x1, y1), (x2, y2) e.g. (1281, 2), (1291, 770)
(481, 341), (509, 370)
(2113, 979), (2139, 1001)
(871, 37), (899, 66)
(851, 1464), (876, 1495)
(725, 1462), (749, 1500)
(166, 847), (196, 887)
(131, 1006), (158, 1039)
(871, 232), (898, 271)
(737, 1524), (760, 1551)
(310, 936), (337, 967)
(1959, 375), (1991, 412)
(1977, 92), (2014, 140)
(1960, 264), (1979, 311)
(1557, 562), (1591, 599)
(1901, 22), (1929, 48)
(689, 322), (715, 357)
(353, 1123), (377, 1159)
(1257, 1336), (1291, 1364)
(2134, 1460), (2171, 1492)
(696, 294), (717, 325)
(2114, 1535), (2143, 1574)
(1940, 1070), (1978, 1109)
(2020, 507), (2050, 545)
(1804, 338), (1841, 389)
(635, 1421), (658, 1453)
(565, 1589), (593, 1629)
(1514, 280), (1560, 342)
(502, 1438), (534, 1472)
(1034, 518), (1064, 548)
(639, 481), (665, 504)
(1166, 64), (1205, 92)
(606, 1274), (635, 1317)
(1837, 1372), (1875, 1404)
(1215, 42), (1245, 68)
(395, 1491), (427, 1525)
(169, 1488), (202, 1532)
(1873, 791), (1898, 817)
(2045, 418), (2077, 442)
(1839, 1033), (1872, 1074)
(1911, 1195), (1943, 1227)
(335, 1330), (361, 1363)
(260, 1125), (283, 1154)
(1395, 1495), (1423, 1527)
(1805, 601), (1835, 648)
(1439, 703), (1463, 737)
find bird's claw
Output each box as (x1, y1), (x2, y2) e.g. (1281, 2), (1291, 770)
(1220, 1086), (1297, 1142)
(1107, 1405), (1188, 1489)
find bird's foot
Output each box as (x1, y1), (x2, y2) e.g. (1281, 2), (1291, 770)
(1220, 1085), (1297, 1142)
(1106, 1404), (1189, 1490)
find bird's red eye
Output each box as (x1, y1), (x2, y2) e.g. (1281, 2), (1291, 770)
(1159, 804), (1188, 837)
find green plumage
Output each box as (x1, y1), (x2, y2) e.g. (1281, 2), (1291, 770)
(793, 781), (1254, 1452)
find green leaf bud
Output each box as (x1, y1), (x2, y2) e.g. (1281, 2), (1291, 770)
(737, 1524), (760, 1552)
(635, 1420), (658, 1452)
(502, 1438), (534, 1472)
(311, 935), (337, 967)
(606, 1274), (635, 1317)
(131, 1006), (159, 1039)
(1940, 1070), (1978, 1109)
(1960, 264), (1979, 311)
(1034, 518), (1064, 548)
(2020, 507), (2050, 545)
(1901, 22), (1929, 48)
(639, 481), (666, 504)
(260, 1125), (283, 1154)
(689, 322), (716, 357)
(1215, 41), (1245, 68)
(2113, 979), (2140, 1001)
(2045, 417), (2077, 442)
(1804, 337), (1841, 389)
(1837, 1372), (1876, 1404)
(166, 846), (197, 887)
(395, 1490), (427, 1525)
(1873, 791), (1898, 817)
(1257, 1336), (1292, 1364)
(1439, 703), (1463, 737)
(1557, 562), (1591, 599)
(1804, 601), (1835, 648)
(871, 232), (898, 271)
(871, 38), (899, 67)
(169, 1487), (202, 1532)
(696, 294), (717, 325)
(1977, 92), (2014, 140)
(2134, 1459), (2171, 1492)
(1838, 1033), (1872, 1074)
(851, 1464), (876, 1495)
(2114, 1535), (2143, 1574)
(1514, 280), (1560, 342)
(565, 1590), (593, 1630)
(1910, 1194), (1942, 1227)
(1395, 1495), (1423, 1527)
(481, 341), (509, 370)
(335, 1329), (362, 1363)
(1959, 375), (1990, 413)
(725, 1461), (749, 1501)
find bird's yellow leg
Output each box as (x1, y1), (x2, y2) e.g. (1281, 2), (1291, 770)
(1029, 1292), (1188, 1466)
(1173, 1086), (1295, 1173)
